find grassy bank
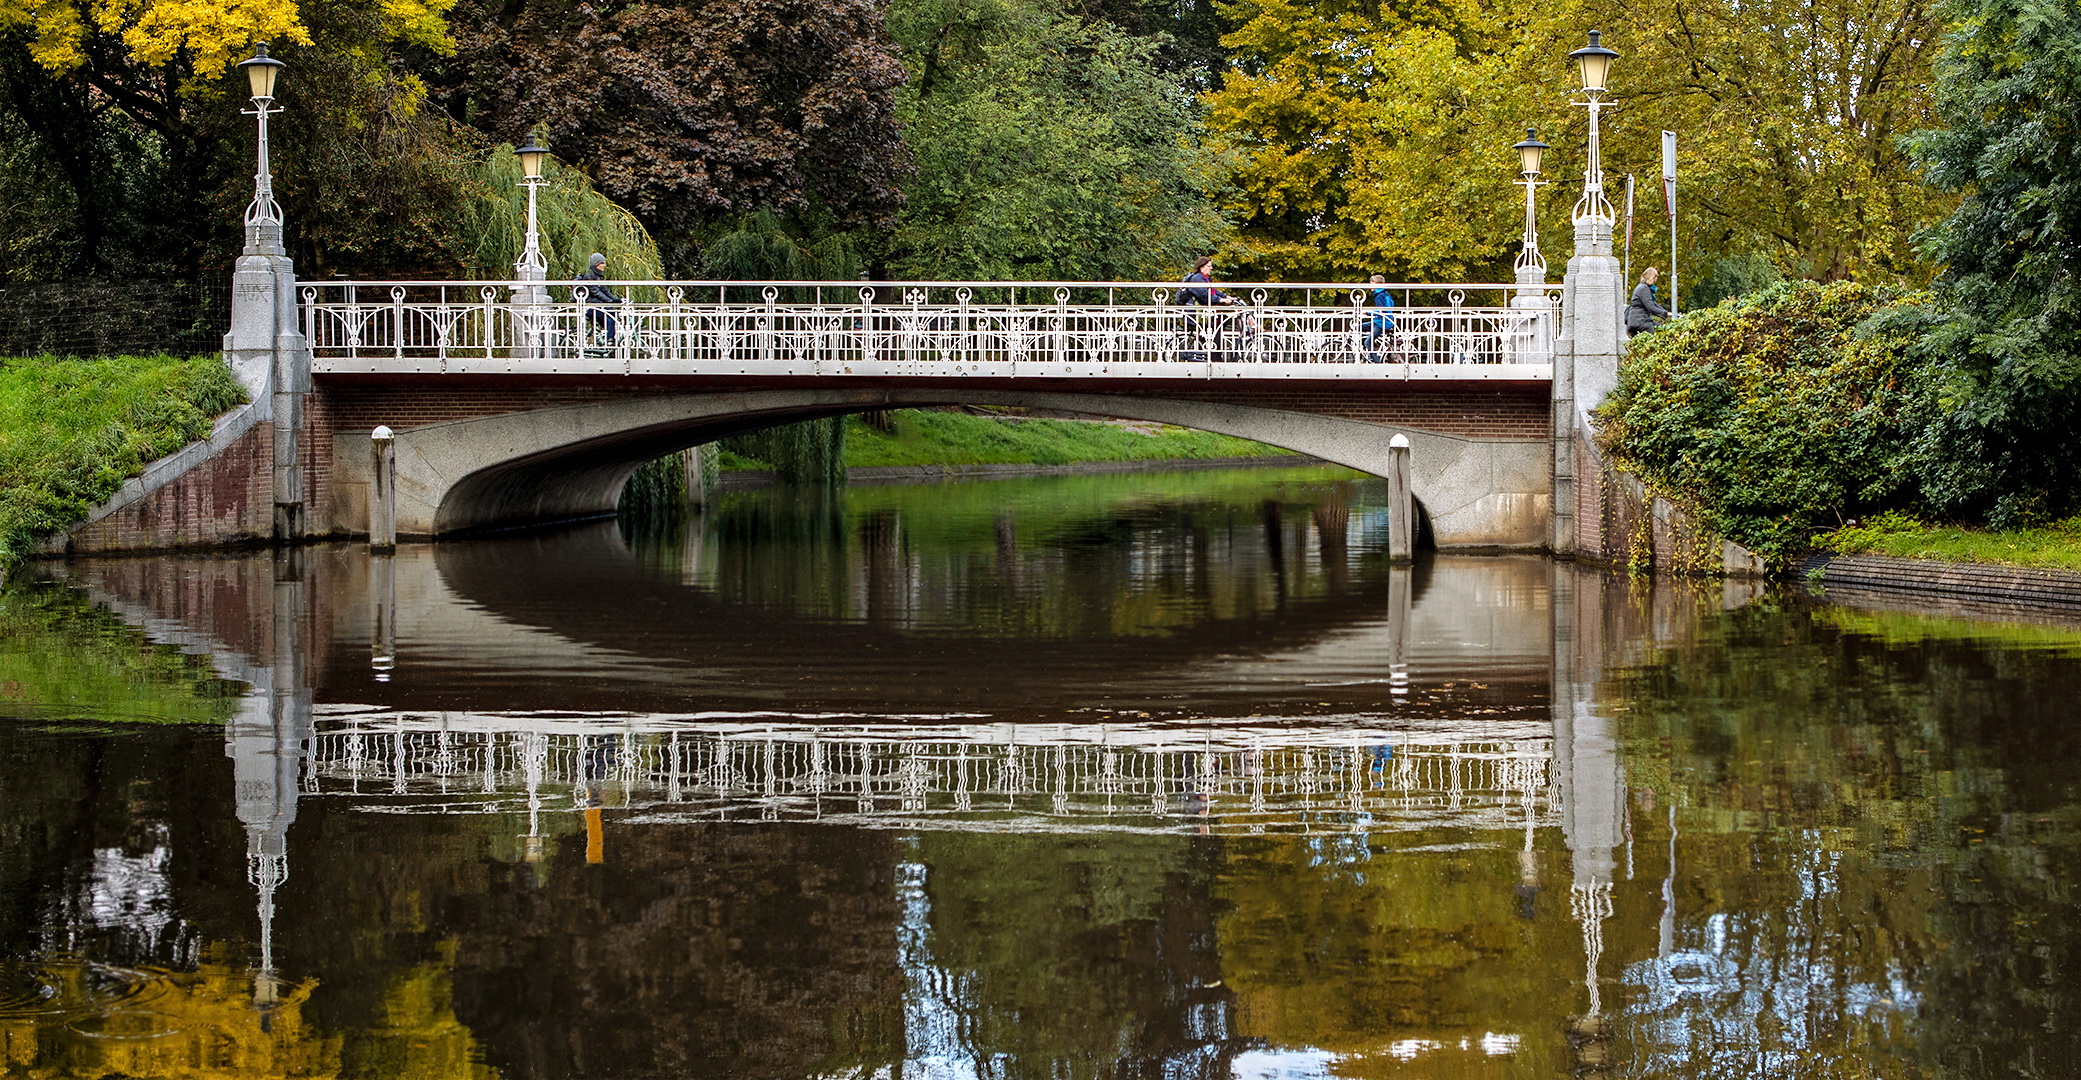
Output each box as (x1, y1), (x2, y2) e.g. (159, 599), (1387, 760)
(717, 409), (1297, 472)
(0, 354), (245, 564)
(1817, 512), (2081, 574)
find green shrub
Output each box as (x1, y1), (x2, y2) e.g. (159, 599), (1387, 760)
(0, 354), (245, 564)
(1595, 281), (1939, 564)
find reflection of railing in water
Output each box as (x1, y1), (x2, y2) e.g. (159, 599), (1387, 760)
(302, 714), (1554, 834)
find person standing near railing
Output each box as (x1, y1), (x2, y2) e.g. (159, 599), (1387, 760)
(1363, 273), (1397, 362)
(574, 252), (620, 346)
(1625, 267), (1669, 338)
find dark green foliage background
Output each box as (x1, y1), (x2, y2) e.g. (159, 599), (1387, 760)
(1902, 0), (2081, 528)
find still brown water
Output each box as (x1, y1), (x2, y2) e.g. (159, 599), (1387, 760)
(2, 465), (2078, 1079)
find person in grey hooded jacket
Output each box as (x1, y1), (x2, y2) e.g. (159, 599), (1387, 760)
(1626, 267), (1670, 337)
(574, 252), (619, 344)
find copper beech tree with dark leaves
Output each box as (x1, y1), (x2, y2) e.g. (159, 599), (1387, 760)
(431, 0), (911, 258)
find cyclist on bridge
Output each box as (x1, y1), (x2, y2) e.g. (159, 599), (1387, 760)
(573, 252), (620, 346)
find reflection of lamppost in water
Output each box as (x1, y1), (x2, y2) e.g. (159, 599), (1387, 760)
(522, 731), (547, 863)
(239, 553), (311, 1018)
(1568, 876), (1615, 1069)
(1516, 768), (1540, 921)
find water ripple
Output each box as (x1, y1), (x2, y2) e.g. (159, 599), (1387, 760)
(0, 958), (178, 1022)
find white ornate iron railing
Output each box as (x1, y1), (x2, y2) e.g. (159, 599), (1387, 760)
(299, 713), (1555, 835)
(301, 280), (1559, 377)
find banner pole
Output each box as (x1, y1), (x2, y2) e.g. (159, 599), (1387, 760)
(1662, 131), (1678, 314)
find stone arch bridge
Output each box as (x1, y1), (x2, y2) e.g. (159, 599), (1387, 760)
(61, 277), (1591, 554)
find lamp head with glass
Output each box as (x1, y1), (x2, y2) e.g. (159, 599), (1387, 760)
(238, 43), (285, 100)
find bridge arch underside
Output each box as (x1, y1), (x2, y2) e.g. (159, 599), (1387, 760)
(360, 387), (1550, 549)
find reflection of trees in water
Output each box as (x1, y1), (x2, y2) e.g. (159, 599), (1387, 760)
(1211, 831), (1585, 1075)
(1608, 599), (2081, 1076)
(634, 471), (1383, 639)
(905, 832), (1241, 1077)
(0, 727), (502, 1080)
(437, 821), (906, 1079)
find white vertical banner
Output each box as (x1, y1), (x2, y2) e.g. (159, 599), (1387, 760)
(1662, 131), (1678, 313)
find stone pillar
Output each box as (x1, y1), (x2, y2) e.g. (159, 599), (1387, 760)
(224, 251), (310, 543)
(1553, 214), (1625, 557)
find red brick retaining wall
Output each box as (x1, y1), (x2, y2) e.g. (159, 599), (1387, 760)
(61, 421), (275, 555)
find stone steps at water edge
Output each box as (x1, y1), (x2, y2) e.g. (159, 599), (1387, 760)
(1804, 553), (2081, 621)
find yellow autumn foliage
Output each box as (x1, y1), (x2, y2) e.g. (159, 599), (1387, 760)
(1208, 0), (1949, 286)
(0, 0), (452, 78)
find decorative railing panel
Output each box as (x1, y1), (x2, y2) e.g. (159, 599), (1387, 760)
(302, 280), (1558, 378)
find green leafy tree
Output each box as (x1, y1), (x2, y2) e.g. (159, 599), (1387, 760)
(698, 209), (861, 280)
(1209, 0), (1544, 281)
(0, 0), (470, 276)
(1905, 0), (2081, 526)
(459, 145), (662, 279)
(888, 0), (1227, 281)
(1206, 0), (1949, 285)
(1591, 0), (1948, 285)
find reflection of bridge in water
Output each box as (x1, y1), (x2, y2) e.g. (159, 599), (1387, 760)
(58, 545), (1678, 1065)
(302, 713), (1556, 836)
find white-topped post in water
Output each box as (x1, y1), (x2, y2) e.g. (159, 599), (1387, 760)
(1387, 432), (1414, 561)
(369, 425), (396, 550)
(225, 43), (310, 541)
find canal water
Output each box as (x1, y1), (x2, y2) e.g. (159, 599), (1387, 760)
(2, 465), (2077, 1078)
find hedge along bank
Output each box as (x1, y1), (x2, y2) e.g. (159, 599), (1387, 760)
(1593, 280), (1940, 570)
